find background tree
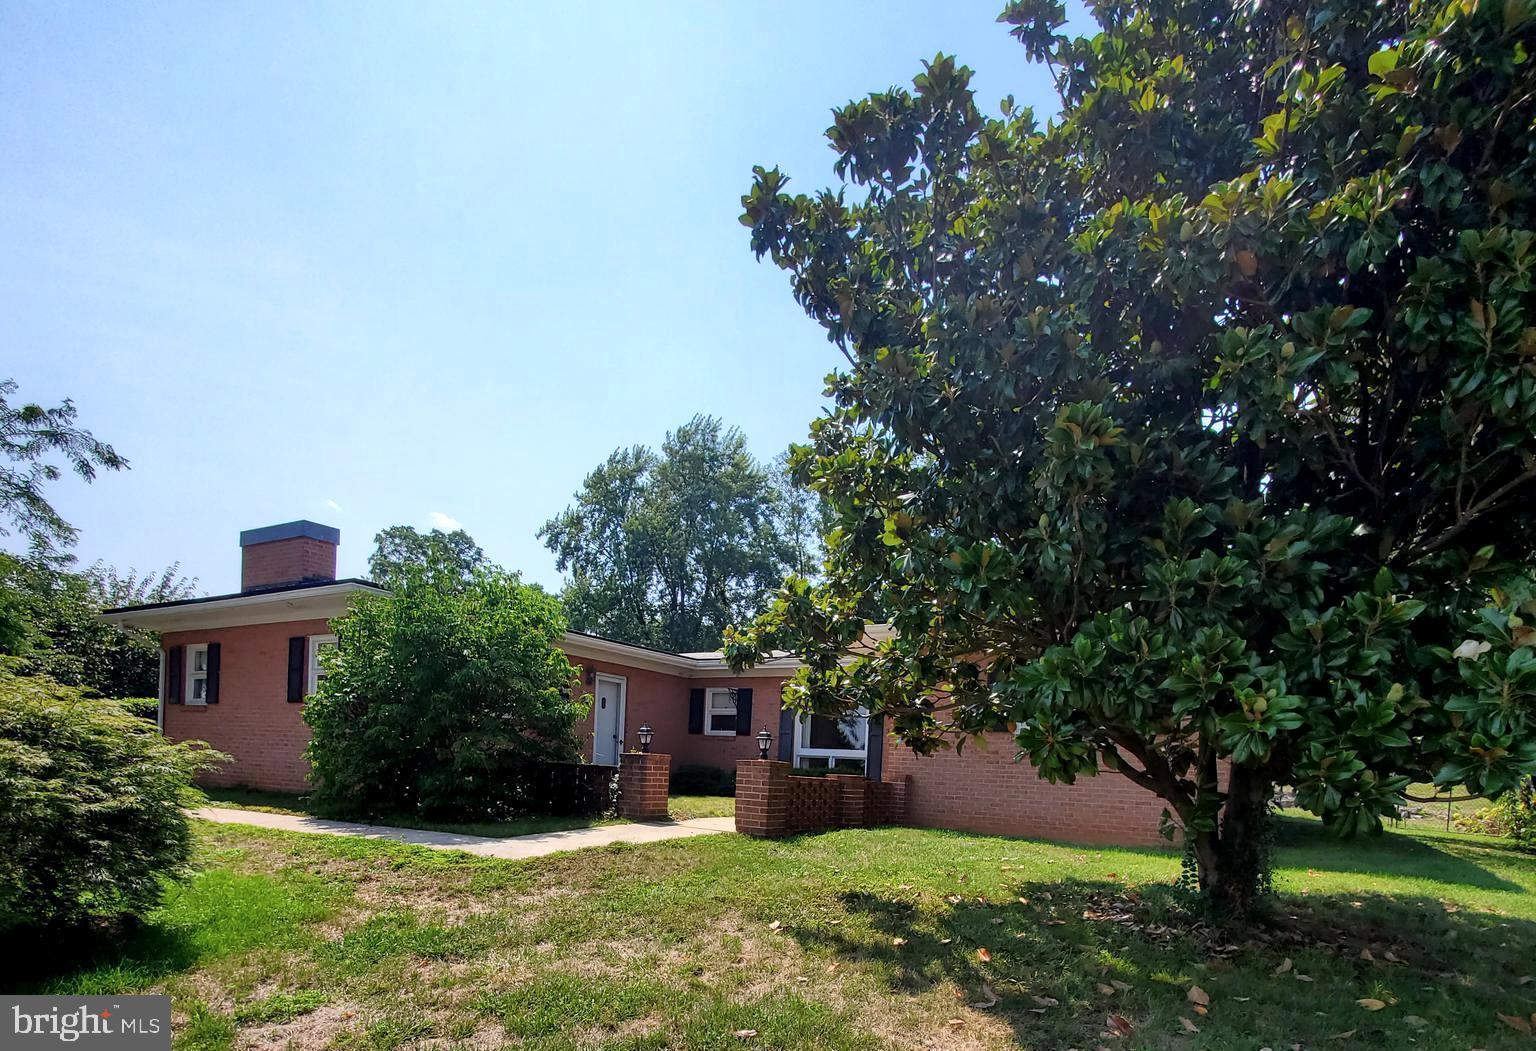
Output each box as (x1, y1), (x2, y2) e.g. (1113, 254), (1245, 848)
(0, 558), (197, 698)
(0, 378), (126, 553)
(729, 0), (1536, 913)
(304, 568), (585, 818)
(541, 415), (820, 652)
(368, 524), (487, 589)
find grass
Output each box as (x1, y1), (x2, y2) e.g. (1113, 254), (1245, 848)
(668, 793), (736, 821)
(199, 784), (626, 838)
(12, 816), (1536, 1050)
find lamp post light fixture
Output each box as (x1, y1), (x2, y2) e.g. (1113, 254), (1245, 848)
(756, 727), (773, 761)
(636, 724), (654, 753)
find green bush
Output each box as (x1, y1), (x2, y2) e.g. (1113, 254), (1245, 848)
(304, 569), (587, 819)
(669, 764), (735, 796)
(0, 661), (222, 932)
(1455, 784), (1536, 852)
(114, 696), (158, 720)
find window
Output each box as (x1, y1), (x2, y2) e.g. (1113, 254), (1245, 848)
(794, 710), (868, 773)
(308, 634), (337, 694)
(186, 644), (209, 705)
(704, 688), (738, 736)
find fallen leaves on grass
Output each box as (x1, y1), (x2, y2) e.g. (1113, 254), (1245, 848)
(1105, 1014), (1135, 1037)
(969, 984), (999, 1010)
(976, 947), (992, 963)
(1357, 998), (1387, 1011)
(733, 1029), (758, 1039)
(1274, 958), (1292, 975)
(1179, 1017), (1199, 1033)
(1187, 986), (1210, 1006)
(1498, 1013), (1534, 1034)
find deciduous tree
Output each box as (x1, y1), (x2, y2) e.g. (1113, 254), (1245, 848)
(542, 415), (819, 652)
(0, 378), (125, 552)
(368, 524), (487, 590)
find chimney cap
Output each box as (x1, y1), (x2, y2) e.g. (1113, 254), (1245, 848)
(239, 520), (340, 548)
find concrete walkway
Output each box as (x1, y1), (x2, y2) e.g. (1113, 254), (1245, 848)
(192, 806), (736, 860)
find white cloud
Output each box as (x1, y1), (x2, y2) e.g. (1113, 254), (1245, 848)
(324, 498), (343, 512)
(428, 511), (462, 531)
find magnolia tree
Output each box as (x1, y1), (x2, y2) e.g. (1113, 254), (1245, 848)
(727, 0), (1536, 911)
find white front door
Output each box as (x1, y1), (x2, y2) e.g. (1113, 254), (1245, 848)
(592, 675), (626, 766)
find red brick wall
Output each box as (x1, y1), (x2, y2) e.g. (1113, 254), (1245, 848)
(161, 620), (328, 792)
(786, 774), (841, 833)
(617, 751), (670, 820)
(241, 537), (337, 591)
(883, 732), (1174, 847)
(737, 761), (911, 837)
(566, 656), (787, 775)
(735, 760), (788, 836)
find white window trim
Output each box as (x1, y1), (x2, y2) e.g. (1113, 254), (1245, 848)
(186, 643), (209, 706)
(793, 708), (870, 767)
(703, 687), (738, 736)
(307, 634), (337, 695)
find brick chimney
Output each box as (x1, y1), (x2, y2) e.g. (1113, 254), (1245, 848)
(239, 521), (340, 592)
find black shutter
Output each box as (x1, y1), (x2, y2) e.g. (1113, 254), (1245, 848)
(687, 688), (705, 734)
(287, 637), (306, 702)
(864, 712), (884, 780)
(167, 646), (185, 704)
(205, 643), (221, 704)
(776, 705), (794, 761)
(734, 688), (753, 735)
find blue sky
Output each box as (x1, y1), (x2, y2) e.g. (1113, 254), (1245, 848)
(2, 2), (1074, 595)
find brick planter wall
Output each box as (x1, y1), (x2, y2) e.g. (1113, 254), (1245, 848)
(736, 759), (789, 837)
(617, 751), (670, 821)
(786, 775), (841, 833)
(736, 760), (910, 838)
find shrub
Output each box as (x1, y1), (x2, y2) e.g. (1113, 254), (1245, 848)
(669, 763), (735, 796)
(304, 569), (587, 819)
(114, 696), (158, 720)
(1455, 784), (1536, 851)
(0, 661), (222, 932)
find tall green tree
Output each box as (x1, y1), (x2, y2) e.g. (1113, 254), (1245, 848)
(729, 0), (1536, 912)
(0, 378), (126, 553)
(368, 525), (487, 590)
(541, 415), (818, 652)
(0, 556), (197, 698)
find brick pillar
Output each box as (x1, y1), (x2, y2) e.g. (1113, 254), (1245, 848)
(618, 751), (670, 821)
(735, 759), (789, 838)
(829, 774), (869, 828)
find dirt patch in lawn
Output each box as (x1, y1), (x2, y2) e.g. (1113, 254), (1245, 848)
(237, 1003), (364, 1050)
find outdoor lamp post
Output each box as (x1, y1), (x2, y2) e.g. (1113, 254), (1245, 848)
(636, 724), (654, 753)
(756, 727), (772, 760)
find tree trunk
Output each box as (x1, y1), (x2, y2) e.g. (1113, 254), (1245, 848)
(1192, 765), (1275, 917)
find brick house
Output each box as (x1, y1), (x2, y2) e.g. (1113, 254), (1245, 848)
(103, 520), (1171, 846)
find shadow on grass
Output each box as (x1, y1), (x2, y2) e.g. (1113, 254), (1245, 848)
(2, 917), (203, 994)
(1272, 816), (1525, 891)
(787, 876), (1536, 1048)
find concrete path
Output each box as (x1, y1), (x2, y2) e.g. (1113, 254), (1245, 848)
(192, 806), (736, 860)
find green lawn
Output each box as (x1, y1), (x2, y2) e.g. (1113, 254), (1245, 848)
(669, 793), (736, 821)
(199, 785), (628, 839)
(12, 817), (1536, 1050)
